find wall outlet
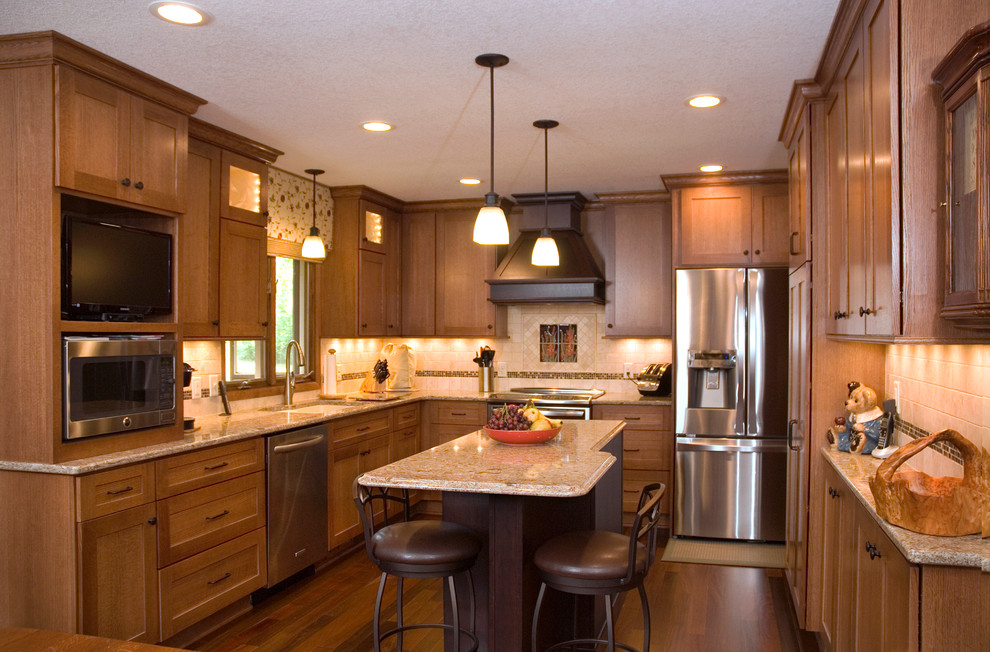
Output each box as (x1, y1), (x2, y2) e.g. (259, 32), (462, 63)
(190, 376), (202, 399)
(623, 363), (634, 379)
(892, 379), (900, 407)
(497, 361), (508, 378)
(208, 374), (219, 397)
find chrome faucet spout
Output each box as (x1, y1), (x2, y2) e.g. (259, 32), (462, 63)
(285, 340), (306, 406)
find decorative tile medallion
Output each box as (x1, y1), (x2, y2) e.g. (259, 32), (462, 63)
(539, 324), (578, 362)
(524, 312), (596, 372)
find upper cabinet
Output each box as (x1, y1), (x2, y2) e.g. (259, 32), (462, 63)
(319, 186), (404, 338)
(182, 119), (282, 340)
(932, 22), (990, 330)
(56, 66), (189, 213)
(598, 193), (673, 337)
(665, 171), (789, 268)
(781, 82), (822, 271)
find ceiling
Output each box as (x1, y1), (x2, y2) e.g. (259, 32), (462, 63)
(6, 0), (840, 202)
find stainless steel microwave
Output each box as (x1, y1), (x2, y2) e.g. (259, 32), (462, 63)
(62, 336), (176, 440)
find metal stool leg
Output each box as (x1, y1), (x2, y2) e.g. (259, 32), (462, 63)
(464, 569), (477, 635)
(447, 574), (460, 651)
(604, 592), (615, 652)
(396, 576), (404, 651)
(531, 582), (547, 652)
(373, 572), (388, 652)
(638, 583), (651, 652)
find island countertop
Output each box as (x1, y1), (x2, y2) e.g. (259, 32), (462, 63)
(359, 420), (624, 497)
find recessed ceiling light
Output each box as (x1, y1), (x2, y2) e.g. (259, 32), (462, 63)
(688, 95), (722, 108)
(700, 164), (723, 172)
(459, 178), (482, 185)
(148, 1), (210, 25)
(362, 122), (392, 132)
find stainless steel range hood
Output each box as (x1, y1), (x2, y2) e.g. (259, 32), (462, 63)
(486, 192), (605, 304)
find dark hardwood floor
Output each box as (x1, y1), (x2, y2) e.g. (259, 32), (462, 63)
(191, 532), (819, 652)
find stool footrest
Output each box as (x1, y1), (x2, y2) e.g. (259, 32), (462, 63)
(378, 623), (479, 652)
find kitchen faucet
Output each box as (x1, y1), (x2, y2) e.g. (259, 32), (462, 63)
(285, 340), (306, 406)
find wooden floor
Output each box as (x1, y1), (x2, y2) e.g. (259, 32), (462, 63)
(192, 533), (819, 652)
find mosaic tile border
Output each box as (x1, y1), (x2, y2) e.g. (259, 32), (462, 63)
(411, 370), (625, 381)
(896, 418), (964, 464)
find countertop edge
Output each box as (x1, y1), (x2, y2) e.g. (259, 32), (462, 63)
(821, 447), (988, 571)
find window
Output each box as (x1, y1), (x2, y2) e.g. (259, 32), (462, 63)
(223, 255), (311, 384)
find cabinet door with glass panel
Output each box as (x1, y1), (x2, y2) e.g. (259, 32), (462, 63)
(933, 24), (990, 329)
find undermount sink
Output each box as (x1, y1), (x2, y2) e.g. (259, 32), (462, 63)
(262, 399), (354, 412)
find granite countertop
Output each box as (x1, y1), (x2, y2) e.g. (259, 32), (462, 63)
(822, 447), (989, 572)
(592, 389), (672, 405)
(359, 420), (623, 497)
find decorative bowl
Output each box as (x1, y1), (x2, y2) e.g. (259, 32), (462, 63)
(483, 426), (561, 446)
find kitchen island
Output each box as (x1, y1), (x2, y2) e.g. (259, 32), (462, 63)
(359, 419), (625, 652)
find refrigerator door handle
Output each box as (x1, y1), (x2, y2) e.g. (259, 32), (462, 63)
(787, 419), (799, 451)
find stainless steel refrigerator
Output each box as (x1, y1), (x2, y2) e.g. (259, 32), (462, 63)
(673, 268), (788, 541)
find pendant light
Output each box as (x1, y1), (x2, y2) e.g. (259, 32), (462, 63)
(301, 168), (327, 260)
(473, 53), (510, 245)
(531, 119), (560, 266)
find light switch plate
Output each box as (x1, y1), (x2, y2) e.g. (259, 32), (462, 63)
(190, 376), (202, 399)
(623, 363), (634, 378)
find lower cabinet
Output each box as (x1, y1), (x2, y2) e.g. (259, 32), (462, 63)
(592, 403), (673, 525)
(820, 462), (918, 652)
(77, 502), (160, 643)
(424, 400), (486, 448)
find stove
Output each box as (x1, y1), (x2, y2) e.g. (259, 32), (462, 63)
(486, 387), (606, 420)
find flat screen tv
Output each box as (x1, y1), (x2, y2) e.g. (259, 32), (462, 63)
(62, 213), (173, 321)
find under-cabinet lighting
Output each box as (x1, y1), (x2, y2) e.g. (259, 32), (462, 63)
(148, 1), (210, 25)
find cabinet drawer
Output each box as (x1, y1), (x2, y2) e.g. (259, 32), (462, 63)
(156, 439), (264, 499)
(622, 434), (662, 470)
(434, 401), (485, 425)
(394, 404), (420, 428)
(623, 470), (671, 515)
(595, 404), (669, 428)
(157, 471), (266, 567)
(392, 426), (419, 461)
(77, 463), (155, 521)
(159, 527), (267, 639)
(332, 410), (392, 444)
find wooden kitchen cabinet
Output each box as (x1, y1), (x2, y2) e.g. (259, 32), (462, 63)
(932, 23), (990, 329)
(599, 194), (672, 337)
(320, 187), (404, 338)
(593, 404), (672, 525)
(401, 211), (437, 335)
(435, 209), (501, 336)
(825, 0), (897, 338)
(77, 502), (160, 643)
(329, 434), (391, 547)
(56, 66), (187, 213)
(665, 172), (789, 268)
(783, 84), (818, 270)
(182, 122), (281, 340)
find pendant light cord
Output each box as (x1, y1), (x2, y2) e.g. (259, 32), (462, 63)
(311, 172), (317, 227)
(489, 64), (495, 196)
(544, 125), (549, 228)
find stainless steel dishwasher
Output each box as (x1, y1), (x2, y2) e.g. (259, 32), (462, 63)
(265, 424), (328, 587)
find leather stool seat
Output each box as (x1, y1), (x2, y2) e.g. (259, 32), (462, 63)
(531, 483), (665, 652)
(372, 520), (482, 574)
(535, 530), (647, 582)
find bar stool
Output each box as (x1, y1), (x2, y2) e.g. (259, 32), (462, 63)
(353, 477), (481, 652)
(531, 482), (665, 652)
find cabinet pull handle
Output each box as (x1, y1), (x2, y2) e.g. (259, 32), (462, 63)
(624, 416), (641, 420)
(205, 509), (230, 521)
(261, 321), (269, 327)
(865, 541), (882, 560)
(833, 311), (848, 320)
(859, 307), (874, 317)
(787, 418), (799, 451)
(121, 178), (131, 187)
(360, 450), (370, 456)
(148, 517), (157, 525)
(106, 486), (134, 496)
(134, 181), (144, 190)
(207, 572), (232, 585)
(357, 425), (371, 432)
(789, 231), (800, 255)
(828, 487), (839, 499)
(624, 447), (641, 452)
(204, 461), (229, 471)
(212, 319), (220, 326)
(451, 412), (466, 416)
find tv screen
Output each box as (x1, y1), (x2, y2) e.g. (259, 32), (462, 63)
(62, 214), (173, 320)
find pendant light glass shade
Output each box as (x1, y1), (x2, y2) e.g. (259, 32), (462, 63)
(531, 119), (560, 266)
(301, 168), (326, 261)
(473, 54), (510, 245)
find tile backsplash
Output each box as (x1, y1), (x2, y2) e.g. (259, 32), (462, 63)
(885, 344), (990, 477)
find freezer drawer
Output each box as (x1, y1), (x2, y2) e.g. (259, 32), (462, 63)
(674, 437), (786, 541)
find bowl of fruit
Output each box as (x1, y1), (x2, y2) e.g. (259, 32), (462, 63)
(484, 402), (563, 445)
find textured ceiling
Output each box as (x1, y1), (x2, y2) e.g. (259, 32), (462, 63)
(6, 0), (839, 201)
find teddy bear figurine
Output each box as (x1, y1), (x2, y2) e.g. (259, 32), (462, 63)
(828, 382), (885, 455)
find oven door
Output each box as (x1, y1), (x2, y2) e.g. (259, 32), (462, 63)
(63, 338), (176, 440)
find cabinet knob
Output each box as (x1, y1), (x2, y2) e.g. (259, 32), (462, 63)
(607, 323), (613, 329)
(833, 311), (848, 320)
(859, 307), (874, 317)
(134, 181), (144, 190)
(743, 249), (749, 256)
(121, 178), (131, 187)
(487, 324), (493, 330)
(212, 320), (220, 326)
(261, 321), (269, 327)
(754, 249), (760, 255)
(361, 323), (368, 329)
(148, 517), (157, 525)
